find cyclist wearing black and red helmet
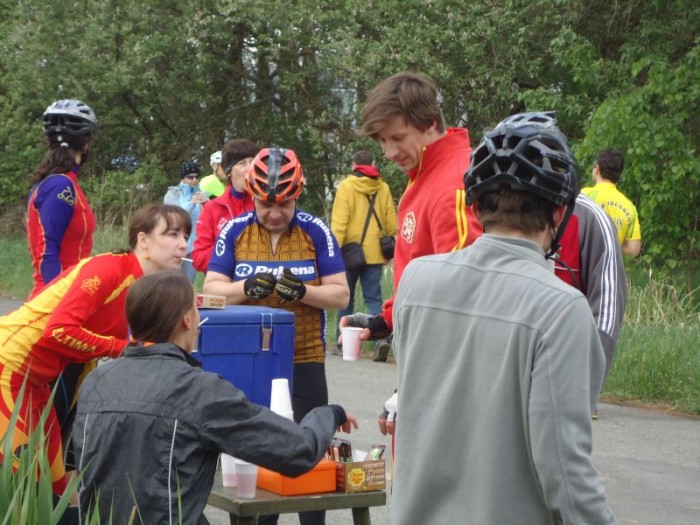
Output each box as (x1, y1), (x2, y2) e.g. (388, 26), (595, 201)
(204, 147), (349, 525)
(27, 99), (98, 299)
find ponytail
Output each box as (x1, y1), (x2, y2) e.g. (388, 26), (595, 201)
(29, 135), (90, 186)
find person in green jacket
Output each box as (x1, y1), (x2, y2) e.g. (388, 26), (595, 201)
(199, 150), (227, 198)
(331, 150), (397, 361)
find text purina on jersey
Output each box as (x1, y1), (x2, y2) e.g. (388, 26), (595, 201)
(234, 261), (318, 280)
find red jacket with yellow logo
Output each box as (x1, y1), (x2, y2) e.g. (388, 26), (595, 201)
(0, 252), (142, 385)
(384, 128), (482, 330)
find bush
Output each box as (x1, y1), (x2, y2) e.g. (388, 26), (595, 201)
(82, 157), (170, 226)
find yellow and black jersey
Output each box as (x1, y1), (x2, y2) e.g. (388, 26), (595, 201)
(209, 210), (344, 363)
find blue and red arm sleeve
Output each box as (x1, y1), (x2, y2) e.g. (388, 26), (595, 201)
(34, 177), (77, 284)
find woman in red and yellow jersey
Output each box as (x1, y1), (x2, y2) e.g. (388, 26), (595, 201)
(0, 203), (190, 495)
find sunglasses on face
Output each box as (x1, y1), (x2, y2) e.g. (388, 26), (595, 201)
(184, 174), (199, 180)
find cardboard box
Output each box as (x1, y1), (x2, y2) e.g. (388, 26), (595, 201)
(335, 460), (385, 493)
(257, 459), (336, 496)
(196, 294), (226, 309)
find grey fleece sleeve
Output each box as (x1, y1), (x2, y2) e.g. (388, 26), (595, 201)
(529, 297), (616, 524)
(198, 376), (337, 478)
(577, 194), (628, 378)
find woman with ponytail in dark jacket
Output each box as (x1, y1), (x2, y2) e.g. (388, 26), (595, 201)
(26, 99), (98, 299)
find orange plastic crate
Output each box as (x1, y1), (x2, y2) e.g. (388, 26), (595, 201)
(257, 458), (336, 496)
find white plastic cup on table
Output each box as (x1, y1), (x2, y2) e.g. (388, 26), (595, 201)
(234, 459), (258, 499)
(340, 327), (363, 361)
(220, 453), (237, 487)
(270, 378), (293, 414)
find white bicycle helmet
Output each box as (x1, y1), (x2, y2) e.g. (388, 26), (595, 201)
(43, 99), (98, 138)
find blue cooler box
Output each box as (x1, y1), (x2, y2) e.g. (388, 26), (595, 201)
(197, 305), (295, 407)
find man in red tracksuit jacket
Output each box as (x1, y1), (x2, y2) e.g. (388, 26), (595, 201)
(340, 72), (482, 434)
(343, 72), (481, 341)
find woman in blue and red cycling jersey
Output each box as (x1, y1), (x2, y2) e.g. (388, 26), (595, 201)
(26, 99), (98, 299)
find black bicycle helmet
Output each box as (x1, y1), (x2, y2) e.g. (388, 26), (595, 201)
(42, 99), (98, 139)
(464, 113), (580, 206)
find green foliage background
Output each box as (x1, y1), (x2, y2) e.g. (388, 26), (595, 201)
(0, 0), (698, 282)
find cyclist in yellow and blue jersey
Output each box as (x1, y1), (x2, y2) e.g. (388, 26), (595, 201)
(204, 147), (349, 525)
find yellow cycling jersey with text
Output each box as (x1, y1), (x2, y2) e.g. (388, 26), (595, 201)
(582, 182), (641, 245)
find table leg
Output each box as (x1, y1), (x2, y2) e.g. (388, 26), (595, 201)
(229, 514), (257, 525)
(351, 506), (372, 525)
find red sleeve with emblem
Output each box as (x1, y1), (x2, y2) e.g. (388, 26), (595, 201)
(39, 254), (134, 360)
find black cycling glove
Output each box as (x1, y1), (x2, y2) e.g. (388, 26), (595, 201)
(343, 313), (391, 340)
(244, 272), (277, 299)
(275, 268), (306, 302)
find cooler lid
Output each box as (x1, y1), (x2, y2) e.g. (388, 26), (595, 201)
(199, 305), (294, 325)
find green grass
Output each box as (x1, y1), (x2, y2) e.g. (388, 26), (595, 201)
(602, 277), (700, 414)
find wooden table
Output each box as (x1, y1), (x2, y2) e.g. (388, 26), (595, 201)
(208, 473), (387, 525)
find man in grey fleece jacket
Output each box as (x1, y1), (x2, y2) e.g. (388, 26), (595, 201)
(391, 113), (616, 524)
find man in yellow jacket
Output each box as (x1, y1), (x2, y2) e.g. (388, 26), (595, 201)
(331, 150), (397, 361)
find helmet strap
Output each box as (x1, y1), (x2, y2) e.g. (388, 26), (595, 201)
(545, 199), (576, 260)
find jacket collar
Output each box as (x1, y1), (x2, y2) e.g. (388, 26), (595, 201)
(352, 164), (380, 178)
(407, 127), (470, 183)
(123, 342), (202, 368)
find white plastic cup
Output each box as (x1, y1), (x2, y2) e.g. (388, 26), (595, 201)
(340, 327), (363, 361)
(234, 460), (258, 499)
(221, 454), (237, 487)
(270, 378), (293, 414)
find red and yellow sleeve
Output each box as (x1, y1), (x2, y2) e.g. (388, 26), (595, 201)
(40, 255), (132, 360)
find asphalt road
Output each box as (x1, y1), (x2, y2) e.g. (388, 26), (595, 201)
(0, 297), (698, 524)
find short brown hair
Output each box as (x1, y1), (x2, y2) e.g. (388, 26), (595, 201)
(352, 150), (373, 165)
(477, 188), (554, 235)
(126, 271), (194, 343)
(361, 72), (445, 138)
(595, 149), (624, 183)
(127, 204), (191, 249)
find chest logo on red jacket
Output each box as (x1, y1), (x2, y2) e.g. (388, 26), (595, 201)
(216, 217), (228, 233)
(401, 211), (416, 244)
(81, 276), (101, 295)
